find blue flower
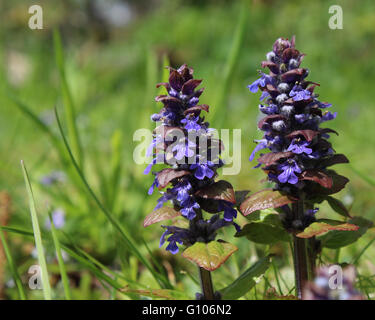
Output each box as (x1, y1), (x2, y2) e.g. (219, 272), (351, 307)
(190, 161), (215, 180)
(287, 139), (312, 155)
(180, 198), (200, 220)
(321, 111), (337, 122)
(218, 201), (237, 222)
(147, 178), (159, 195)
(289, 85), (311, 101)
(259, 104), (278, 115)
(155, 191), (175, 210)
(248, 73), (274, 93)
(160, 226), (189, 254)
(249, 139), (268, 162)
(181, 115), (201, 131)
(277, 160), (301, 184)
(172, 138), (196, 160)
(175, 180), (192, 203)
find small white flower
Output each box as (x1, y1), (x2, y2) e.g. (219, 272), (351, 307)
(266, 51), (276, 61)
(272, 120), (286, 131)
(276, 93), (288, 104)
(277, 83), (289, 92)
(289, 59), (299, 69)
(281, 105), (294, 115)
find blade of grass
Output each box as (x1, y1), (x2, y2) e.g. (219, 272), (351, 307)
(0, 227), (26, 300)
(48, 212), (72, 300)
(21, 160), (52, 300)
(212, 0), (248, 126)
(108, 130), (123, 212)
(53, 29), (83, 169)
(352, 236), (375, 265)
(54, 107), (171, 289)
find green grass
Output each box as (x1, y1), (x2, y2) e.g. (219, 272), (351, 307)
(21, 160), (52, 300)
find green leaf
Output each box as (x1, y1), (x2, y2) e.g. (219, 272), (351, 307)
(326, 196), (351, 218)
(296, 222), (359, 239)
(239, 189), (295, 216)
(236, 220), (290, 244)
(219, 256), (272, 300)
(182, 241), (238, 271)
(143, 207), (181, 227)
(319, 217), (374, 249)
(21, 160), (52, 300)
(120, 286), (190, 300)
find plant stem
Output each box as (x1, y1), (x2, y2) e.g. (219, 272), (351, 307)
(194, 209), (215, 300)
(292, 200), (309, 299)
(198, 267), (215, 300)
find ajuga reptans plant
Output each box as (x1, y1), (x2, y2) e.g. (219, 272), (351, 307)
(238, 36), (371, 299)
(144, 64), (239, 300)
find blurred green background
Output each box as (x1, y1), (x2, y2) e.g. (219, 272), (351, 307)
(0, 0), (374, 299)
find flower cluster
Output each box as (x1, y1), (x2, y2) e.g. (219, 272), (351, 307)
(304, 265), (364, 300)
(145, 64), (238, 254)
(248, 37), (349, 230)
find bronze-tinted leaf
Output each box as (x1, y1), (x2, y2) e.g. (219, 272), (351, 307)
(184, 104), (209, 115)
(182, 241), (238, 271)
(261, 61), (279, 74)
(155, 82), (170, 91)
(296, 222), (359, 239)
(195, 180), (235, 204)
(319, 216), (373, 249)
(157, 168), (190, 188)
(121, 286), (189, 300)
(318, 154), (349, 168)
(169, 70), (184, 91)
(181, 79), (202, 95)
(281, 68), (306, 82)
(265, 84), (279, 95)
(301, 170), (333, 188)
(309, 170), (349, 196)
(258, 114), (286, 130)
(143, 207), (181, 227)
(319, 128), (339, 136)
(287, 130), (319, 142)
(266, 288), (299, 300)
(239, 189), (296, 216)
(258, 152), (293, 166)
(282, 48), (300, 62)
(155, 96), (182, 109)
